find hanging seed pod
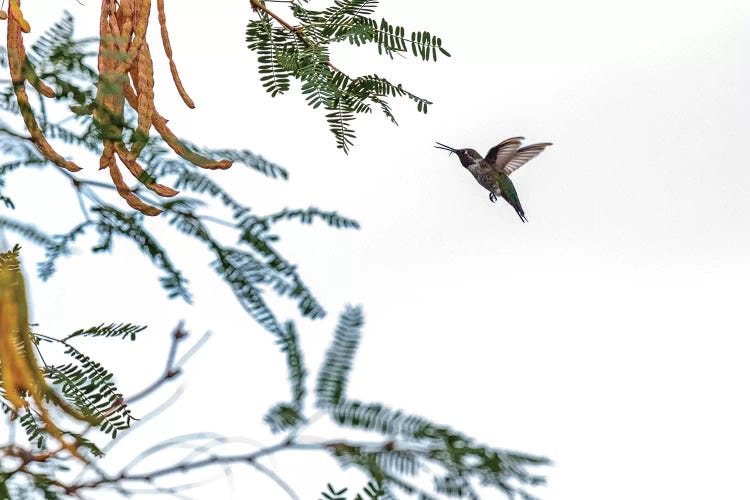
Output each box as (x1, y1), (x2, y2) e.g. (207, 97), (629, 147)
(0, 247), (93, 461)
(157, 0), (194, 108)
(107, 158), (162, 216)
(7, 0), (81, 172)
(2, 0), (234, 216)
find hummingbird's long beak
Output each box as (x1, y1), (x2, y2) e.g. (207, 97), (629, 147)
(434, 142), (456, 155)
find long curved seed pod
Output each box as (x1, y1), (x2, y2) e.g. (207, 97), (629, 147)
(14, 34), (55, 98)
(96, 0), (124, 169)
(108, 158), (162, 215)
(22, 63), (55, 98)
(122, 83), (232, 169)
(115, 0), (151, 74)
(116, 0), (134, 44)
(131, 38), (154, 158)
(100, 141), (115, 170)
(7, 2), (81, 172)
(0, 250), (89, 461)
(115, 142), (178, 197)
(8, 0), (29, 32)
(157, 0), (195, 108)
(0, 275), (28, 410)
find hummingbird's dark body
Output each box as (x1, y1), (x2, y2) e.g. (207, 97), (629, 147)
(435, 137), (552, 222)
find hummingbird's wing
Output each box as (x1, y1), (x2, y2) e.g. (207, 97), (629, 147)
(503, 143), (553, 175)
(486, 137), (524, 171)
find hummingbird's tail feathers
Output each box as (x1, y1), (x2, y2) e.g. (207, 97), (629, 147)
(516, 207), (527, 223)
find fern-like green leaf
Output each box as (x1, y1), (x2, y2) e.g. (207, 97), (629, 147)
(316, 305), (364, 407)
(245, 0), (448, 151)
(0, 216), (56, 247)
(19, 410), (47, 450)
(212, 248), (286, 337)
(64, 323), (146, 342)
(264, 207), (361, 230)
(46, 344), (134, 438)
(91, 206), (191, 302)
(263, 402), (306, 434)
(37, 222), (91, 281)
(180, 140), (289, 180)
(279, 321), (306, 407)
(66, 432), (104, 458)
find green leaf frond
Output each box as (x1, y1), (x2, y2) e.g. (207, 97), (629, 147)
(45, 344), (133, 438)
(263, 402), (305, 434)
(0, 216), (57, 247)
(19, 410), (48, 450)
(246, 0), (448, 151)
(333, 446), (418, 484)
(179, 141), (289, 180)
(211, 248), (286, 337)
(256, 206), (361, 230)
(327, 445), (389, 486)
(212, 243), (325, 329)
(30, 475), (63, 499)
(316, 305), (364, 407)
(234, 217), (327, 320)
(329, 400), (551, 499)
(156, 163), (247, 216)
(262, 322), (309, 432)
(279, 321), (306, 407)
(90, 206), (192, 302)
(163, 198), (327, 329)
(246, 18), (292, 98)
(320, 481), (385, 500)
(327, 102), (357, 153)
(41, 120), (101, 152)
(28, 11), (76, 64)
(38, 222), (91, 281)
(63, 323), (146, 342)
(66, 432), (104, 458)
(0, 194), (13, 209)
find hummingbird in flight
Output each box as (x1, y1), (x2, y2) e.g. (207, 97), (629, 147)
(435, 137), (552, 222)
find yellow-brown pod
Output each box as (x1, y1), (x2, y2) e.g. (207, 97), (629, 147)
(0, 248), (30, 410)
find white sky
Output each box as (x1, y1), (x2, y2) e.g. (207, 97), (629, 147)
(5, 0), (750, 498)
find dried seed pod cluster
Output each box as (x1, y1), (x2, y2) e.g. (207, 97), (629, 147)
(4, 0), (233, 215)
(0, 247), (92, 459)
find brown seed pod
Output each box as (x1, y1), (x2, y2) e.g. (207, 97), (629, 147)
(108, 158), (162, 216)
(122, 82), (233, 170)
(7, 2), (81, 172)
(8, 0), (29, 32)
(100, 141), (115, 170)
(114, 0), (150, 74)
(3, 0), (234, 216)
(131, 37), (154, 158)
(115, 143), (178, 197)
(157, 0), (195, 108)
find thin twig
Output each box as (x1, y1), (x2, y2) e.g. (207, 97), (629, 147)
(126, 322), (188, 405)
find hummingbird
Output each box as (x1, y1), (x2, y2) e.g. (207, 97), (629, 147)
(435, 137), (552, 222)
